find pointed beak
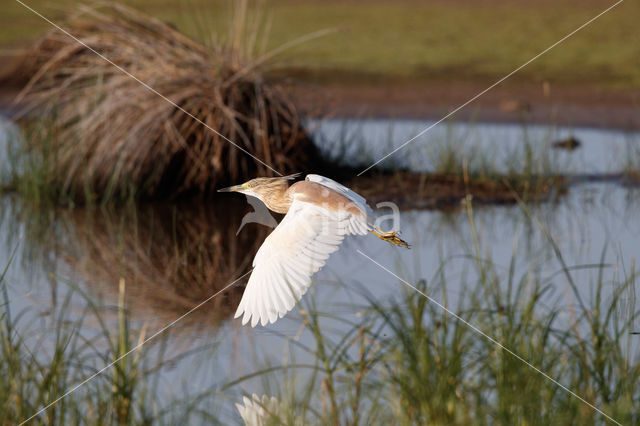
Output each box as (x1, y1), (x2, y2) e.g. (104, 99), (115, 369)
(217, 184), (243, 193)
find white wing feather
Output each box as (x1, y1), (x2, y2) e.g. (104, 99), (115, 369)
(235, 196), (368, 327)
(235, 394), (280, 426)
(235, 394), (304, 426)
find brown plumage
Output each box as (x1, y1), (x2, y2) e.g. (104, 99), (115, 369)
(218, 173), (409, 327)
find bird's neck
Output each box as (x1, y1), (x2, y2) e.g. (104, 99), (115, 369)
(263, 190), (292, 214)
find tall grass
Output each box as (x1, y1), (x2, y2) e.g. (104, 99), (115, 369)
(4, 251), (637, 424)
(226, 205), (639, 425)
(0, 271), (226, 424)
(2, 190), (638, 425)
(226, 258), (638, 425)
(7, 2), (322, 202)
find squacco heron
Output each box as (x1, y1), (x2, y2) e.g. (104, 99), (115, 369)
(218, 173), (409, 327)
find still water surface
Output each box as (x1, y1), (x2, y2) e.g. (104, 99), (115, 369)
(1, 117), (639, 421)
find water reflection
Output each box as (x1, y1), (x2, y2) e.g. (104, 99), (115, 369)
(2, 196), (273, 328)
(3, 179), (638, 332)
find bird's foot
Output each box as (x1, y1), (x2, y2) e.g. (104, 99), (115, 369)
(371, 228), (410, 249)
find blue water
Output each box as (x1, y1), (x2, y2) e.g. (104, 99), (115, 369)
(1, 117), (639, 422)
(311, 118), (640, 175)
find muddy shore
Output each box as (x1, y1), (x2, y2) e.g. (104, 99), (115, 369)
(288, 80), (639, 131)
(2, 80), (638, 130)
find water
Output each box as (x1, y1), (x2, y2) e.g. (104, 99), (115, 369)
(312, 118), (640, 175)
(0, 116), (20, 177)
(1, 117), (639, 422)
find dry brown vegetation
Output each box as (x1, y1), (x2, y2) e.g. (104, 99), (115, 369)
(14, 198), (271, 327)
(9, 3), (320, 201)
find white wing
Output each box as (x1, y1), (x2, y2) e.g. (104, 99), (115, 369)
(235, 394), (280, 426)
(235, 197), (368, 327)
(235, 394), (304, 426)
(305, 174), (374, 218)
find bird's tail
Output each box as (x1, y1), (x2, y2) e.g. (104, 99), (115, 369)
(370, 227), (410, 249)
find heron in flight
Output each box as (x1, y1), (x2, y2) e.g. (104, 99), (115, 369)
(218, 173), (409, 327)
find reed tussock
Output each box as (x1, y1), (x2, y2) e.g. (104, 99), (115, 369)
(12, 3), (319, 200)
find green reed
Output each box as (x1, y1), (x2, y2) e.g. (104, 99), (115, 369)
(2, 192), (639, 425)
(226, 197), (639, 425)
(0, 258), (222, 425)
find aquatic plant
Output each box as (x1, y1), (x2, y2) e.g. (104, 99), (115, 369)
(0, 257), (223, 424)
(225, 199), (640, 425)
(2, 180), (638, 425)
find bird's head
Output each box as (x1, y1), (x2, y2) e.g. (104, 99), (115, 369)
(217, 174), (300, 204)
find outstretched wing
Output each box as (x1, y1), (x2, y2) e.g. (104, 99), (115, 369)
(235, 197), (368, 327)
(235, 394), (281, 426)
(305, 174), (374, 218)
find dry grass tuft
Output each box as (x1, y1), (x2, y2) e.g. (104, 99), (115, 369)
(11, 3), (320, 200)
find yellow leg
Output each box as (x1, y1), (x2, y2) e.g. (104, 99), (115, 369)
(370, 227), (410, 249)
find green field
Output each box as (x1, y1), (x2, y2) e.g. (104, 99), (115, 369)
(2, 0), (639, 88)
